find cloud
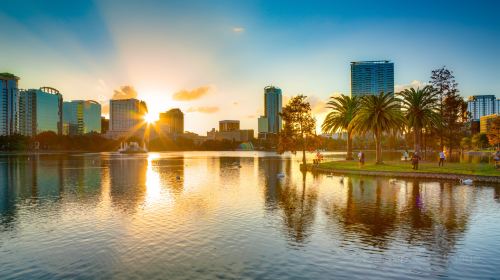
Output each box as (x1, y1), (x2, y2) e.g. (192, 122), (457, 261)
(395, 80), (427, 92)
(112, 85), (138, 99)
(172, 86), (211, 101)
(101, 85), (138, 115)
(187, 106), (219, 113)
(246, 115), (255, 119)
(307, 95), (328, 114)
(232, 27), (245, 33)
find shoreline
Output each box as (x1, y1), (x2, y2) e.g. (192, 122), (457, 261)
(306, 161), (500, 183)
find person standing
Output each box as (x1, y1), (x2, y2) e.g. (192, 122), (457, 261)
(411, 152), (421, 170)
(358, 151), (365, 167)
(438, 150), (446, 167)
(403, 150), (409, 161)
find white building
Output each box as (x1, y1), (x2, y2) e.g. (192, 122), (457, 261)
(108, 99), (147, 139)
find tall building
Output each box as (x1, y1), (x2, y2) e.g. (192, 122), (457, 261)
(257, 116), (268, 139)
(467, 95), (498, 121)
(264, 86), (282, 134)
(19, 87), (63, 136)
(350, 60), (394, 97)
(158, 108), (184, 135)
(480, 114), (498, 134)
(219, 120), (239, 132)
(0, 73), (20, 135)
(109, 98), (147, 138)
(63, 100), (101, 135)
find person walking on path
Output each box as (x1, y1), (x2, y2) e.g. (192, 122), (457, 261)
(411, 152), (421, 170)
(438, 150), (446, 167)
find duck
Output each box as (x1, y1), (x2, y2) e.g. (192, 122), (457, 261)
(460, 178), (473, 185)
(176, 175), (181, 180)
(339, 176), (344, 184)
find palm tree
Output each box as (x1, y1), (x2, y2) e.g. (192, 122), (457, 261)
(349, 92), (405, 164)
(397, 86), (440, 155)
(322, 95), (359, 160)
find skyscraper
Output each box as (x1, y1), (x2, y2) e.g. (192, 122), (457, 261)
(19, 87), (63, 136)
(350, 61), (394, 97)
(109, 98), (148, 138)
(264, 86), (282, 135)
(219, 120), (239, 132)
(467, 95), (498, 121)
(158, 108), (184, 135)
(0, 73), (20, 135)
(63, 100), (101, 135)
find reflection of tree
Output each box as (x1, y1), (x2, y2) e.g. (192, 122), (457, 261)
(109, 157), (147, 212)
(278, 172), (318, 244)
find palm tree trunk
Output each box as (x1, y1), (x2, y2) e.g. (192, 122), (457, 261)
(375, 129), (382, 164)
(414, 128), (420, 155)
(346, 131), (353, 160)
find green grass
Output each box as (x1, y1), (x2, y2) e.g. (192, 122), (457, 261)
(317, 160), (500, 177)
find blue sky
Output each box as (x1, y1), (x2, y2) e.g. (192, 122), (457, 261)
(1, 0), (499, 133)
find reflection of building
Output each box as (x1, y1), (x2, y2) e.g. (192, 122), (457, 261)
(108, 98), (147, 139)
(263, 86), (282, 135)
(480, 114), (498, 134)
(350, 60), (394, 97)
(63, 100), (101, 135)
(158, 108), (184, 135)
(19, 87), (63, 136)
(0, 73), (20, 135)
(467, 95), (498, 121)
(219, 120), (239, 132)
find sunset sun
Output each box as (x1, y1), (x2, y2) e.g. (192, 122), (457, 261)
(144, 113), (158, 124)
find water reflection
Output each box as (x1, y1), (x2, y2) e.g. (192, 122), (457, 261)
(0, 152), (499, 279)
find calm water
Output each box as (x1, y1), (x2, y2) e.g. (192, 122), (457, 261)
(1, 152), (499, 280)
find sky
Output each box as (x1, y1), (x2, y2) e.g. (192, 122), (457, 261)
(1, 0), (499, 134)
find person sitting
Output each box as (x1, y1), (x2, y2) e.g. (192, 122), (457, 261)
(494, 150), (500, 169)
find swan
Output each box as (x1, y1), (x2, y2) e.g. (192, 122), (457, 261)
(277, 172), (285, 179)
(460, 178), (473, 185)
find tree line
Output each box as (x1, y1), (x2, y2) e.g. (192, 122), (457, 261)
(278, 66), (499, 165)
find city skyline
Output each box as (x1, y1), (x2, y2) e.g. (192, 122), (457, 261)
(1, 0), (499, 134)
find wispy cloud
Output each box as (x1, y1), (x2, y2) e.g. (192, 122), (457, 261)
(173, 86), (211, 101)
(232, 27), (245, 33)
(187, 106), (220, 113)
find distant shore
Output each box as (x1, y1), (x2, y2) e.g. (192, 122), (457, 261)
(307, 160), (500, 183)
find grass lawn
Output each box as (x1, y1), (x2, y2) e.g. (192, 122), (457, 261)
(318, 160), (500, 177)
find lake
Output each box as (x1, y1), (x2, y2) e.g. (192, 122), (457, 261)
(1, 151), (499, 279)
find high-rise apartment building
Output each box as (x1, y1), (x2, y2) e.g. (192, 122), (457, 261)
(158, 108), (184, 135)
(467, 95), (498, 121)
(19, 87), (63, 136)
(63, 100), (101, 135)
(0, 73), (20, 135)
(350, 61), (394, 97)
(264, 86), (282, 134)
(109, 98), (147, 138)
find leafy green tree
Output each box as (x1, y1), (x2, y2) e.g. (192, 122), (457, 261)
(322, 95), (359, 160)
(397, 86), (440, 154)
(486, 116), (500, 149)
(471, 133), (489, 150)
(349, 93), (404, 164)
(278, 95), (321, 167)
(460, 136), (471, 151)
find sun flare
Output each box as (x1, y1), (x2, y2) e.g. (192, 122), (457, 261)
(144, 113), (158, 124)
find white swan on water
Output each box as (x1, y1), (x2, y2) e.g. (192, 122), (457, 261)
(460, 178), (473, 185)
(277, 173), (285, 179)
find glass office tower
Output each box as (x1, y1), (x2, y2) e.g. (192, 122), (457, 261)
(264, 86), (282, 134)
(63, 100), (101, 135)
(19, 87), (63, 136)
(0, 73), (20, 135)
(351, 61), (394, 97)
(109, 98), (148, 138)
(467, 95), (497, 121)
